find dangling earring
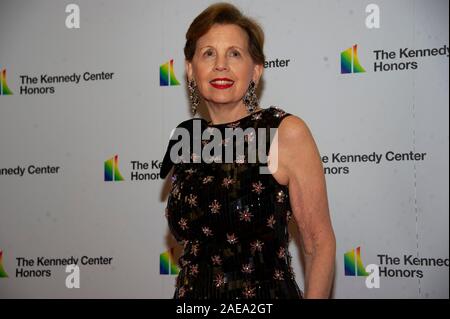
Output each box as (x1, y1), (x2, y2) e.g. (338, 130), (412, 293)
(188, 79), (200, 116)
(243, 80), (258, 113)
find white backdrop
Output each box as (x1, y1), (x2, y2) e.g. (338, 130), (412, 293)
(0, 0), (448, 298)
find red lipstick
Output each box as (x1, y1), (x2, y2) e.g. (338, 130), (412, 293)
(209, 78), (234, 89)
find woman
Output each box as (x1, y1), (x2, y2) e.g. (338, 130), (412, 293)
(160, 2), (336, 299)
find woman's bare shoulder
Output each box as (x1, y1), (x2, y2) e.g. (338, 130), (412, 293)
(277, 113), (313, 142)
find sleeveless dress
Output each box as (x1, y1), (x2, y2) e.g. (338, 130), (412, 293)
(160, 106), (303, 299)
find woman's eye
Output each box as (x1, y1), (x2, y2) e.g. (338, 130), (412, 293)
(230, 50), (240, 57)
(204, 50), (214, 57)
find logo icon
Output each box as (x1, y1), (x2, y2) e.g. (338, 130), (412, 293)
(0, 250), (9, 278)
(0, 69), (13, 95)
(104, 155), (124, 181)
(344, 246), (380, 288)
(341, 45), (366, 74)
(160, 248), (180, 275)
(345, 246), (369, 276)
(160, 59), (180, 86)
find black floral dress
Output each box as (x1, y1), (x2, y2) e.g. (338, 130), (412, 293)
(160, 106), (303, 299)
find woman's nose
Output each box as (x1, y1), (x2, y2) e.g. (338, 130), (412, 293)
(214, 55), (228, 71)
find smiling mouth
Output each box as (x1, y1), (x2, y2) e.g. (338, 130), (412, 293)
(209, 78), (234, 89)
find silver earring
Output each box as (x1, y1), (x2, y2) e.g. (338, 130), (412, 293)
(188, 79), (200, 116)
(243, 80), (258, 113)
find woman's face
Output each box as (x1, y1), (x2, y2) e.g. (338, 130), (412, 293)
(186, 24), (263, 108)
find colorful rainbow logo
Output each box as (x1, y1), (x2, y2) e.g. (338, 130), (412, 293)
(0, 250), (9, 278)
(160, 59), (180, 86)
(160, 248), (179, 275)
(104, 155), (124, 181)
(341, 45), (366, 74)
(344, 246), (370, 276)
(0, 69), (13, 95)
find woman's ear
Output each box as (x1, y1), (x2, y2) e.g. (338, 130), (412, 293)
(252, 63), (264, 87)
(185, 60), (194, 81)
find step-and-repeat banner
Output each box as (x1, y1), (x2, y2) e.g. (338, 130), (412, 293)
(0, 0), (448, 298)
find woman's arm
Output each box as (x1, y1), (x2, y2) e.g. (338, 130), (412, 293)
(276, 115), (336, 299)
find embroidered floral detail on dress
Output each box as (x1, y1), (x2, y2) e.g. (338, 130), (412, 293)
(178, 218), (188, 230)
(276, 190), (286, 203)
(202, 226), (213, 237)
(209, 200), (221, 214)
(252, 112), (262, 121)
(252, 181), (265, 194)
(239, 208), (253, 222)
(222, 177), (235, 189)
(211, 255), (222, 266)
(241, 263), (254, 274)
(226, 233), (239, 244)
(189, 264), (199, 277)
(267, 215), (276, 228)
(171, 184), (181, 200)
(250, 240), (264, 254)
(179, 257), (191, 267)
(214, 273), (226, 288)
(190, 243), (200, 256)
(273, 106), (287, 118)
(277, 247), (286, 259)
(186, 194), (198, 207)
(242, 283), (256, 299)
(185, 168), (196, 175)
(273, 269), (285, 281)
(202, 176), (214, 184)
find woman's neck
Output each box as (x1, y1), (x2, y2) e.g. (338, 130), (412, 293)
(206, 102), (259, 125)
